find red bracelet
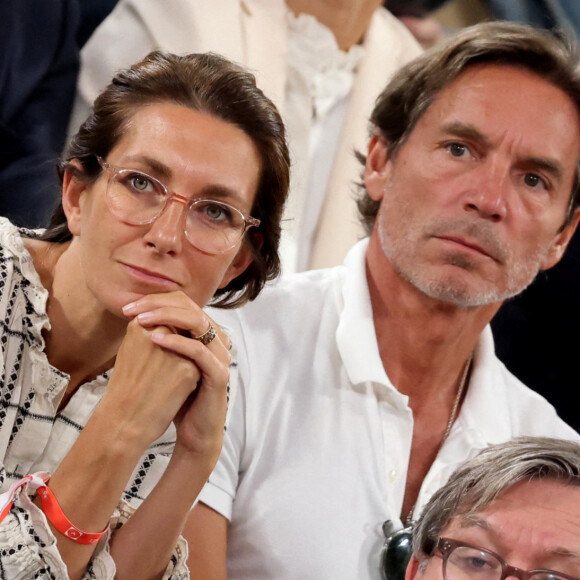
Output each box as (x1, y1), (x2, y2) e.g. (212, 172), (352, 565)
(0, 475), (108, 545)
(36, 485), (109, 545)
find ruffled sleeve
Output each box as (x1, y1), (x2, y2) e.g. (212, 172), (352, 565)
(0, 471), (190, 579)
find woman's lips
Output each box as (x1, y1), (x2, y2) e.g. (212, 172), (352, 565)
(121, 263), (179, 287)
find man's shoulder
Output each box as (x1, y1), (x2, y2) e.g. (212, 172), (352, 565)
(214, 265), (347, 321)
(207, 265), (349, 367)
(470, 333), (578, 439)
(502, 367), (578, 438)
(263, 265), (346, 301)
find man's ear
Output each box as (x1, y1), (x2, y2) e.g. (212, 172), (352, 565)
(218, 238), (257, 289)
(364, 135), (391, 202)
(61, 161), (88, 236)
(405, 556), (422, 580)
(540, 208), (580, 271)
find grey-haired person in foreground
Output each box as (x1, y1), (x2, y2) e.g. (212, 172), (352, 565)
(403, 437), (580, 580)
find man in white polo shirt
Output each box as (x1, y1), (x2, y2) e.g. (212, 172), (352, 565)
(185, 22), (580, 580)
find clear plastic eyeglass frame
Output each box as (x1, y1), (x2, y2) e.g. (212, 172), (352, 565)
(96, 156), (260, 254)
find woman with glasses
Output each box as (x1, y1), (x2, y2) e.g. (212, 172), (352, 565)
(0, 51), (289, 579)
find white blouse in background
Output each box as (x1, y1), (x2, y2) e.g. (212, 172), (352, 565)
(283, 10), (364, 273)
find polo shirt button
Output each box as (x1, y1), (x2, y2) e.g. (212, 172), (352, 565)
(388, 470), (397, 482)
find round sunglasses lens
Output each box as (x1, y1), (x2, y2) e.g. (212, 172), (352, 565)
(381, 528), (413, 580)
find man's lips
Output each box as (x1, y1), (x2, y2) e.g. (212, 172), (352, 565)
(436, 236), (499, 262)
(121, 263), (179, 286)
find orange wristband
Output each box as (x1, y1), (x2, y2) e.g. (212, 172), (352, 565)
(36, 485), (108, 545)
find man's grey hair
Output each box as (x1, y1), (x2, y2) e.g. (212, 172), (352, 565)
(413, 437), (580, 559)
(357, 21), (580, 235)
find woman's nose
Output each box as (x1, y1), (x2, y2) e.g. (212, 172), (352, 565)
(142, 195), (188, 254)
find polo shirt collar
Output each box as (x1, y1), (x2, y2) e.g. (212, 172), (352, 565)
(335, 237), (515, 447)
(336, 238), (391, 387)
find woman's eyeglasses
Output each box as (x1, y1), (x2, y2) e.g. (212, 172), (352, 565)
(97, 157), (260, 255)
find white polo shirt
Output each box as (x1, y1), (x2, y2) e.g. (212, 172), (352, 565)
(201, 239), (578, 580)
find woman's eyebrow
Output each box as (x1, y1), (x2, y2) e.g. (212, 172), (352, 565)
(121, 154), (173, 180)
(119, 155), (248, 205)
(199, 184), (246, 206)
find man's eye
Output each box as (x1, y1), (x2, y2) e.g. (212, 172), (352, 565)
(447, 143), (469, 158)
(467, 557), (489, 570)
(523, 173), (545, 189)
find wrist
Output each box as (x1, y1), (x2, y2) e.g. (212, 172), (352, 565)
(37, 482), (109, 545)
(0, 475), (109, 545)
(88, 399), (156, 457)
(172, 436), (222, 465)
(168, 441), (221, 487)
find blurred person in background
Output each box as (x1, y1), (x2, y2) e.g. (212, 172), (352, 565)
(71, 0), (422, 274)
(0, 0), (79, 228)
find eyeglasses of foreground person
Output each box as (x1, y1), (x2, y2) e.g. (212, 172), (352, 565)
(97, 157), (261, 255)
(435, 538), (579, 580)
(381, 438), (580, 580)
(380, 526), (580, 580)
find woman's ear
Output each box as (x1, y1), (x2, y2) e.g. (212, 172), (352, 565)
(61, 161), (88, 236)
(218, 235), (259, 289)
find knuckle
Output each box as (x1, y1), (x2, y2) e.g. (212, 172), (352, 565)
(174, 358), (197, 382)
(217, 366), (230, 386)
(154, 325), (173, 336)
(127, 317), (149, 339)
(127, 316), (141, 330)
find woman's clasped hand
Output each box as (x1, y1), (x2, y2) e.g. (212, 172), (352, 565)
(112, 292), (231, 460)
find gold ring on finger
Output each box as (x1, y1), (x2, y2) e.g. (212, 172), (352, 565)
(192, 323), (217, 345)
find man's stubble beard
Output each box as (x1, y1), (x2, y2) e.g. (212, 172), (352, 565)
(376, 208), (549, 309)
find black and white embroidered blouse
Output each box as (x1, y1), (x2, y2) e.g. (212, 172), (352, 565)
(0, 218), (187, 579)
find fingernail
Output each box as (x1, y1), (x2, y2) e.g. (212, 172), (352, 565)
(150, 332), (166, 341)
(137, 312), (154, 322)
(122, 301), (137, 314)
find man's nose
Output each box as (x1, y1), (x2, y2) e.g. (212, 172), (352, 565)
(462, 161), (509, 222)
(143, 194), (187, 254)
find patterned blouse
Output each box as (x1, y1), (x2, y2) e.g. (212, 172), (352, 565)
(0, 219), (188, 579)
